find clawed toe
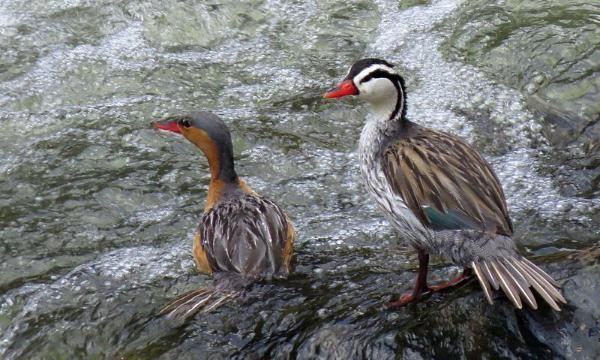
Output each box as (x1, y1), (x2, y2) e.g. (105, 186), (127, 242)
(385, 268), (475, 309)
(429, 283), (451, 292)
(429, 269), (473, 292)
(385, 294), (416, 309)
(385, 290), (430, 309)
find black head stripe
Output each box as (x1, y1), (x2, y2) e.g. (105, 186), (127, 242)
(358, 68), (407, 121)
(345, 58), (395, 80)
(387, 75), (404, 121)
(359, 69), (399, 84)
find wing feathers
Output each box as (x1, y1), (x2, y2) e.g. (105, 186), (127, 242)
(159, 287), (240, 320)
(521, 257), (561, 288)
(518, 259), (566, 304)
(199, 194), (292, 278)
(472, 257), (564, 311)
(471, 262), (494, 305)
(490, 260), (522, 309)
(382, 127), (512, 234)
(510, 260), (561, 311)
(501, 258), (538, 309)
(380, 126), (564, 311)
(481, 260), (500, 290)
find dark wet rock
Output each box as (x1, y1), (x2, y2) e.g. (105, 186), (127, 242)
(146, 249), (599, 360)
(528, 96), (599, 199)
(439, 0), (600, 197)
(2, 244), (598, 360)
(528, 96), (599, 150)
(537, 246), (600, 360)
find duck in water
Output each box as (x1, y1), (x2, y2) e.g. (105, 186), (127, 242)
(154, 112), (295, 319)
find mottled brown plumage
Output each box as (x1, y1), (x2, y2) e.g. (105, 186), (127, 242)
(154, 112), (295, 319)
(197, 192), (293, 278)
(382, 123), (512, 236)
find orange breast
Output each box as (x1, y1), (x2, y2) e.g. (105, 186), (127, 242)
(192, 231), (213, 274)
(204, 179), (225, 212)
(204, 177), (257, 212)
(238, 179), (257, 195)
(282, 217), (295, 271)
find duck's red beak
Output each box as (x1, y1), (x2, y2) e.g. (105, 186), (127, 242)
(323, 80), (358, 99)
(153, 119), (181, 134)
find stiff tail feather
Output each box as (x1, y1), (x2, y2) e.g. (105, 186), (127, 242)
(471, 257), (566, 311)
(158, 287), (239, 320)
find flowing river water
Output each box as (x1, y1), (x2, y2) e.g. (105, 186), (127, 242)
(0, 0), (598, 359)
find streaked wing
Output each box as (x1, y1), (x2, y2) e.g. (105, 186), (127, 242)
(382, 127), (513, 235)
(199, 194), (291, 278)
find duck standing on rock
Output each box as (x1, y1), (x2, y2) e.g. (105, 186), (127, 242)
(324, 58), (566, 310)
(154, 112), (295, 319)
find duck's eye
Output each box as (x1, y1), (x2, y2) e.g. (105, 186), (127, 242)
(180, 119), (191, 128)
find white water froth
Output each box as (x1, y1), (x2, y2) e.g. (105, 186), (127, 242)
(369, 0), (597, 222)
(0, 244), (194, 357)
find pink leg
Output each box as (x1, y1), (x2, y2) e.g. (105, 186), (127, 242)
(385, 250), (430, 308)
(429, 268), (473, 291)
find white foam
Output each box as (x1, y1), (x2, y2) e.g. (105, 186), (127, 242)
(0, 244), (194, 357)
(367, 0), (597, 222)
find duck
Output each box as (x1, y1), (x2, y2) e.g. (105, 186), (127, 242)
(153, 111), (295, 319)
(323, 58), (566, 310)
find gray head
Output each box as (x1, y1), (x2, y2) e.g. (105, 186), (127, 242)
(154, 111), (237, 182)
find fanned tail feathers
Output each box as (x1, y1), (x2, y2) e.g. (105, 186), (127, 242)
(471, 257), (566, 311)
(158, 287), (239, 320)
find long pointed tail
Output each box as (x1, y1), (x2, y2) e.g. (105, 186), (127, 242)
(471, 257), (567, 311)
(158, 287), (240, 320)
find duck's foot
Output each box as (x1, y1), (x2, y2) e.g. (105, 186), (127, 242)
(386, 268), (474, 308)
(385, 289), (431, 308)
(429, 268), (473, 292)
(385, 249), (431, 309)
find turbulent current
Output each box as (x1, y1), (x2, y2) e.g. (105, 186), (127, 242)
(0, 0), (598, 359)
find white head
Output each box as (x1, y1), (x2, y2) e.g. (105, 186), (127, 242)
(324, 58), (406, 122)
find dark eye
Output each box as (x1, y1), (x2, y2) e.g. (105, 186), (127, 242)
(180, 118), (191, 128)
